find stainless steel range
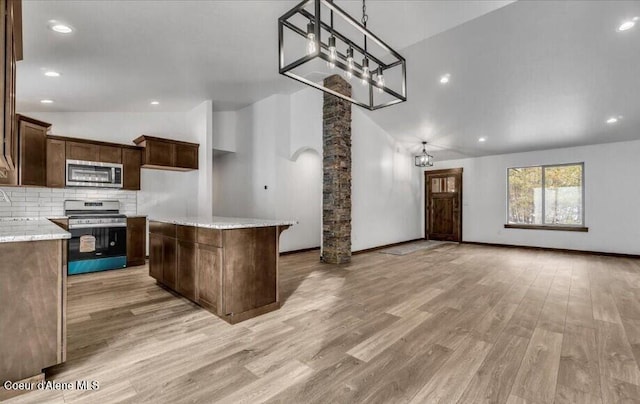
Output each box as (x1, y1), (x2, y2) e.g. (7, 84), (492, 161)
(65, 200), (127, 275)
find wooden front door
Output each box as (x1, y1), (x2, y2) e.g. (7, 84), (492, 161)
(425, 168), (463, 242)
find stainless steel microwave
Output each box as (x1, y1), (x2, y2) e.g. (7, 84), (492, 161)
(65, 160), (123, 188)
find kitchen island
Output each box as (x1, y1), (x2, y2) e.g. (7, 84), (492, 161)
(148, 216), (295, 324)
(0, 218), (70, 399)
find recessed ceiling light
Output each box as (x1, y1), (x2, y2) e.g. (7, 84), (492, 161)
(40, 99), (54, 104)
(606, 117), (619, 124)
(44, 71), (60, 77)
(439, 74), (451, 84)
(478, 137), (487, 142)
(150, 101), (160, 105)
(618, 17), (638, 31)
(49, 22), (73, 34)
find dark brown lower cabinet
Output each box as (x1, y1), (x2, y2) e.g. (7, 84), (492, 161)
(149, 233), (164, 281)
(176, 240), (197, 301)
(126, 217), (146, 267)
(148, 221), (287, 324)
(162, 236), (177, 289)
(196, 244), (222, 312)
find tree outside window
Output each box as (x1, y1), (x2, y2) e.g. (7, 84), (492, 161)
(508, 163), (583, 226)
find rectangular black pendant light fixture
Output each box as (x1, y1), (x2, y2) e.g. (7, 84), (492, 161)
(278, 0), (407, 110)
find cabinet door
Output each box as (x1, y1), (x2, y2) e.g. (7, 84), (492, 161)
(162, 236), (177, 289)
(223, 228), (277, 315)
(46, 138), (66, 188)
(146, 140), (174, 167)
(197, 244), (222, 313)
(126, 217), (146, 267)
(98, 145), (122, 164)
(66, 141), (99, 162)
(19, 120), (47, 186)
(122, 148), (141, 190)
(175, 144), (198, 169)
(149, 233), (164, 282)
(0, 239), (63, 381)
(176, 240), (197, 301)
(0, 0), (17, 172)
(0, 0), (7, 170)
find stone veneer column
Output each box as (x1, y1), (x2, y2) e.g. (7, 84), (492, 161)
(322, 75), (352, 264)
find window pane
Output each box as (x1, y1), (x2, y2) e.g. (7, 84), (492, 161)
(431, 178), (441, 193)
(544, 165), (583, 225)
(508, 167), (542, 224)
(446, 176), (456, 192)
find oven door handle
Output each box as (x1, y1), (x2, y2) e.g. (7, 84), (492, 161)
(69, 223), (127, 229)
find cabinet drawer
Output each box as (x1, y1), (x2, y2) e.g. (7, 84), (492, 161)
(197, 228), (222, 247)
(149, 221), (176, 238)
(176, 225), (197, 242)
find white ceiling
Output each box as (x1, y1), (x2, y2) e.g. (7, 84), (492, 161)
(367, 0), (640, 159)
(17, 0), (511, 113)
(16, 0), (640, 159)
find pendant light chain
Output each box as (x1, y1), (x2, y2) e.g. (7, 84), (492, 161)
(362, 0), (368, 54)
(361, 0), (368, 26)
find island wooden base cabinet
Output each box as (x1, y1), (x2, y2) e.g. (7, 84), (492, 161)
(148, 221), (288, 324)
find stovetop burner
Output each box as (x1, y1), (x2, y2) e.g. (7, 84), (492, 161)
(65, 200), (126, 229)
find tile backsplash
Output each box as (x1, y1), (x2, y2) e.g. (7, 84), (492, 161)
(0, 187), (137, 217)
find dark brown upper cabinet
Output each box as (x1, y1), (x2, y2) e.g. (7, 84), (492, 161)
(66, 140), (99, 162)
(18, 115), (51, 186)
(0, 114), (51, 187)
(98, 144), (122, 164)
(46, 135), (143, 189)
(122, 147), (142, 190)
(0, 0), (22, 173)
(46, 138), (65, 188)
(133, 135), (199, 171)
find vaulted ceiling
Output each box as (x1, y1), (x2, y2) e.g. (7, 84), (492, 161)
(16, 0), (640, 159)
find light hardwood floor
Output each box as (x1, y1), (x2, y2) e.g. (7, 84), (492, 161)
(7, 243), (640, 403)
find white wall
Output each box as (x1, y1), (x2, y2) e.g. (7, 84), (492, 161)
(275, 149), (322, 252)
(212, 87), (423, 253)
(212, 111), (237, 153)
(352, 110), (422, 251)
(423, 139), (640, 255)
(187, 101), (214, 217)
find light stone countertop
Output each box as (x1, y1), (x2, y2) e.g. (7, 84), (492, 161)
(0, 217), (72, 243)
(149, 216), (297, 230)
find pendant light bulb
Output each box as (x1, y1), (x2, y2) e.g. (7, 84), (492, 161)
(361, 58), (370, 85)
(376, 67), (385, 93)
(327, 36), (337, 69)
(306, 22), (317, 55)
(344, 47), (354, 79)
